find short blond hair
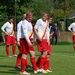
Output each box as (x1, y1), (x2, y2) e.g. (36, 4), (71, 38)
(26, 11), (33, 17)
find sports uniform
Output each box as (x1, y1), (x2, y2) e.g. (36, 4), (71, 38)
(1, 21), (16, 57)
(68, 22), (75, 51)
(34, 18), (52, 73)
(34, 19), (51, 54)
(20, 19), (38, 74)
(15, 20), (23, 67)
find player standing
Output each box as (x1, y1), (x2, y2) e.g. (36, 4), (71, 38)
(1, 17), (17, 57)
(68, 22), (75, 51)
(15, 14), (32, 69)
(34, 12), (52, 73)
(15, 14), (26, 68)
(19, 11), (39, 75)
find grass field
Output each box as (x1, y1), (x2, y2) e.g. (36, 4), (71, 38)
(0, 45), (75, 75)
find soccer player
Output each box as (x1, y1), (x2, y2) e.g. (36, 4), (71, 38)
(43, 16), (53, 72)
(1, 17), (17, 57)
(68, 22), (75, 51)
(34, 12), (52, 73)
(15, 14), (26, 68)
(15, 14), (32, 69)
(19, 11), (39, 75)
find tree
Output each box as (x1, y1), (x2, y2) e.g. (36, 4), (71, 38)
(0, 0), (32, 17)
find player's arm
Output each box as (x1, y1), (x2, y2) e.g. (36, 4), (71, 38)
(46, 27), (50, 45)
(68, 24), (73, 34)
(17, 23), (21, 46)
(1, 23), (9, 35)
(34, 20), (42, 41)
(22, 23), (33, 47)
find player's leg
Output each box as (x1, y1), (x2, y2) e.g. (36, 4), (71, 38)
(15, 53), (22, 68)
(5, 35), (11, 57)
(12, 44), (17, 56)
(29, 50), (39, 73)
(11, 36), (17, 56)
(20, 54), (30, 75)
(5, 45), (11, 57)
(73, 35), (75, 51)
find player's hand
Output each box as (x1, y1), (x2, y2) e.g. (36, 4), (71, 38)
(47, 39), (50, 45)
(38, 37), (42, 42)
(17, 41), (20, 46)
(4, 32), (10, 35)
(28, 42), (33, 47)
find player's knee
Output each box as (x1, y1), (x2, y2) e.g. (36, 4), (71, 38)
(6, 45), (9, 47)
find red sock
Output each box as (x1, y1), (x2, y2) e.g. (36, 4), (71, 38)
(30, 57), (37, 71)
(6, 45), (10, 56)
(36, 57), (40, 67)
(21, 58), (27, 72)
(38, 56), (46, 69)
(15, 53), (22, 67)
(12, 45), (16, 55)
(44, 59), (50, 70)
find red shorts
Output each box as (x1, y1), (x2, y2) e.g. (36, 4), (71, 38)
(5, 35), (16, 45)
(73, 35), (75, 43)
(20, 38), (34, 54)
(36, 39), (51, 55)
(18, 45), (22, 53)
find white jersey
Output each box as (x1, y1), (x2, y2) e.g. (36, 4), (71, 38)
(1, 22), (14, 36)
(17, 20), (23, 41)
(68, 22), (75, 32)
(21, 20), (33, 43)
(34, 18), (50, 39)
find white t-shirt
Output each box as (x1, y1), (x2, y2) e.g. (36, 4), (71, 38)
(34, 18), (50, 39)
(21, 20), (33, 43)
(1, 22), (14, 36)
(68, 22), (75, 32)
(17, 20), (23, 41)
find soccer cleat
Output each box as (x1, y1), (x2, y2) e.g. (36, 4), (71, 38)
(13, 54), (17, 57)
(39, 69), (47, 73)
(26, 65), (32, 68)
(20, 71), (30, 75)
(34, 69), (40, 74)
(34, 70), (38, 74)
(15, 65), (21, 69)
(45, 69), (52, 73)
(8, 56), (12, 58)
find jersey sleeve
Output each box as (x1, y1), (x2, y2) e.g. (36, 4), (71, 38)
(68, 23), (73, 31)
(22, 22), (30, 43)
(34, 19), (40, 29)
(17, 22), (21, 41)
(1, 22), (7, 32)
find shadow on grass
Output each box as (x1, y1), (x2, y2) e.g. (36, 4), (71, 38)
(0, 65), (14, 68)
(0, 71), (17, 74)
(0, 55), (6, 57)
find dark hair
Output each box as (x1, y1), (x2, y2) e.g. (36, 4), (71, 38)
(8, 17), (13, 20)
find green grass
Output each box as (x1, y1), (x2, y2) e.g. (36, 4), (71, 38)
(0, 45), (75, 75)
